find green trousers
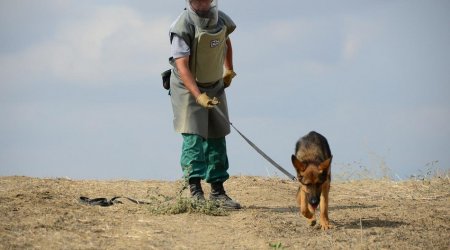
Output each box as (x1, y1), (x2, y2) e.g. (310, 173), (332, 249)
(181, 134), (229, 183)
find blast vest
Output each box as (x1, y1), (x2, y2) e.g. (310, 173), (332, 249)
(170, 11), (236, 87)
(190, 27), (227, 85)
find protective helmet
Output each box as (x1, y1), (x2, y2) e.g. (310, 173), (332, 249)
(186, 0), (218, 29)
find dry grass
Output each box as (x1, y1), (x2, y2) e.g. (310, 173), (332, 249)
(142, 180), (229, 216)
(0, 169), (449, 249)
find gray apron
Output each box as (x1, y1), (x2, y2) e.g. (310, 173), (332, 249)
(168, 10), (235, 139)
(170, 73), (230, 139)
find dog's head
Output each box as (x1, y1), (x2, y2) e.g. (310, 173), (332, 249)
(291, 155), (332, 209)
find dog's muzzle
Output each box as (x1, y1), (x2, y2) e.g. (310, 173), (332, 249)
(309, 197), (320, 209)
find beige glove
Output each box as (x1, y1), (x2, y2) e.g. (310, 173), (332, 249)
(196, 93), (220, 109)
(223, 69), (236, 88)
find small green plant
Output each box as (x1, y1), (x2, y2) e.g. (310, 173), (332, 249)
(269, 242), (285, 249)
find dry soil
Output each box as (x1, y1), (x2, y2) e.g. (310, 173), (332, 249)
(1, 176), (449, 249)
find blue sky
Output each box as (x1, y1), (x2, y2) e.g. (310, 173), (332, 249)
(1, 0), (449, 180)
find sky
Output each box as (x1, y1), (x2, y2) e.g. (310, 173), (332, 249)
(1, 0), (449, 181)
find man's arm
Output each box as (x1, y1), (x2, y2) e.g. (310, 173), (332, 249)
(174, 56), (201, 99)
(223, 38), (236, 88)
(224, 38), (233, 70)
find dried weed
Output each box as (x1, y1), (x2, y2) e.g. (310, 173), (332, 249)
(145, 181), (229, 216)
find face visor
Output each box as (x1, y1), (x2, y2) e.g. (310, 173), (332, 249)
(186, 0), (218, 29)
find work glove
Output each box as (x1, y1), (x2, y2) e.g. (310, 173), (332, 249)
(223, 69), (236, 88)
(196, 93), (220, 109)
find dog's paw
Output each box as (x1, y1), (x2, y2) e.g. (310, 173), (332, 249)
(320, 221), (332, 230)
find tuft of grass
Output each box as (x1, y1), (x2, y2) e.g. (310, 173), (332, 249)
(409, 160), (448, 181)
(148, 197), (229, 216)
(145, 181), (229, 216)
(334, 157), (449, 183)
(333, 160), (374, 181)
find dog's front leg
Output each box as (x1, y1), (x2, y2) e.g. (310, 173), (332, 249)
(319, 183), (331, 230)
(299, 189), (316, 226)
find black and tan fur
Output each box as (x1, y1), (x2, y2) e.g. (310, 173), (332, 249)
(291, 131), (332, 230)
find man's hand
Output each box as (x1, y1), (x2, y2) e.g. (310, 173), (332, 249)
(223, 69), (236, 88)
(196, 93), (220, 109)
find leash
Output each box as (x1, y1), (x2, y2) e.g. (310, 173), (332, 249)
(213, 106), (297, 181)
(79, 183), (189, 207)
(79, 196), (151, 207)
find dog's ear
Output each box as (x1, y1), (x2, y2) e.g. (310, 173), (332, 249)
(318, 157), (332, 174)
(291, 154), (307, 173)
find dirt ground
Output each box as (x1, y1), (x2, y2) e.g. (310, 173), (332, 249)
(1, 175), (449, 249)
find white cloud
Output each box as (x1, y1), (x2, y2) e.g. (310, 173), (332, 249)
(341, 15), (384, 62)
(342, 35), (361, 61)
(0, 5), (171, 86)
(243, 16), (370, 73)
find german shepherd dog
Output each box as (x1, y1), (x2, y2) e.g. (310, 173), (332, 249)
(291, 131), (332, 230)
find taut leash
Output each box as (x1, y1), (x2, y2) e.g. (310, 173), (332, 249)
(213, 106), (297, 181)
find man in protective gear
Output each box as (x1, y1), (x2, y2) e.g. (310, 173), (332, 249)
(168, 0), (239, 209)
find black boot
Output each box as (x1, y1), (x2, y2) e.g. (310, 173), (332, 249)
(210, 182), (241, 209)
(188, 177), (205, 201)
